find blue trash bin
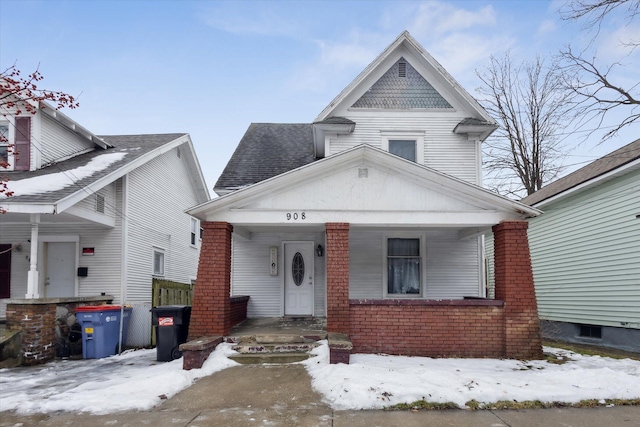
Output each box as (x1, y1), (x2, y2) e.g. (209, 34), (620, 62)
(76, 305), (132, 359)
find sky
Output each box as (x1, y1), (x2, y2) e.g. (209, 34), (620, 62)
(0, 0), (638, 194)
(1, 342), (639, 414)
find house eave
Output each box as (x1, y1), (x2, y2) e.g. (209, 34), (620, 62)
(39, 101), (112, 150)
(188, 144), (541, 222)
(312, 121), (356, 158)
(531, 157), (640, 208)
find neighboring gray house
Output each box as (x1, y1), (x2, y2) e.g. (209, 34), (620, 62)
(518, 139), (639, 352)
(0, 101), (209, 345)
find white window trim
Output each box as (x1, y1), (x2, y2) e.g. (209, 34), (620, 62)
(382, 233), (426, 298)
(381, 131), (425, 164)
(190, 217), (199, 248)
(0, 119), (15, 171)
(152, 247), (165, 276)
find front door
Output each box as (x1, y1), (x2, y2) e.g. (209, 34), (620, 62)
(45, 242), (76, 298)
(284, 242), (314, 316)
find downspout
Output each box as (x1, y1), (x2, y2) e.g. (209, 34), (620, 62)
(118, 176), (129, 353)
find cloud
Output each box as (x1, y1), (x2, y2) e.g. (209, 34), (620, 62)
(199, 2), (302, 37)
(537, 19), (557, 36)
(408, 2), (496, 36)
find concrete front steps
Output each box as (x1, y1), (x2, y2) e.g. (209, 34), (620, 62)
(228, 334), (324, 365)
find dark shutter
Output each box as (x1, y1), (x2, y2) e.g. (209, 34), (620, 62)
(14, 116), (31, 170)
(0, 244), (11, 299)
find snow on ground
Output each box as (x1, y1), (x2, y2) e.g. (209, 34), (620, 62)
(303, 344), (640, 410)
(1, 342), (639, 415)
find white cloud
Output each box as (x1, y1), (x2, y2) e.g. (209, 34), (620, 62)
(537, 19), (557, 36)
(408, 2), (496, 36)
(199, 3), (302, 37)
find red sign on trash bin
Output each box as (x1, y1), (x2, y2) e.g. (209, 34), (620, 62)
(159, 317), (174, 326)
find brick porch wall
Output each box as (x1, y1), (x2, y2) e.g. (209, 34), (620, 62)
(229, 295), (250, 327)
(349, 299), (505, 357)
(326, 223), (350, 334)
(188, 221), (233, 339)
(493, 220), (543, 360)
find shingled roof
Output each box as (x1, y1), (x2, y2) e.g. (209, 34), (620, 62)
(214, 123), (316, 194)
(521, 138), (640, 206)
(2, 133), (187, 205)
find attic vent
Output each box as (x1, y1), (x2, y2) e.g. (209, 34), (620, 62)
(358, 168), (369, 178)
(176, 147), (181, 158)
(398, 62), (406, 78)
(96, 194), (105, 213)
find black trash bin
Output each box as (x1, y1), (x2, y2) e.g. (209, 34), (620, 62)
(150, 305), (191, 362)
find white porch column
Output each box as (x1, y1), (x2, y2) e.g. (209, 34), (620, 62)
(25, 213), (40, 299)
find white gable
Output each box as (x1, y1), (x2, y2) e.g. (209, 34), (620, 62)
(315, 31), (494, 124)
(189, 145), (539, 228)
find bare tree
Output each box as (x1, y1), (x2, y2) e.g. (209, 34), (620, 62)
(477, 53), (576, 198)
(559, 0), (640, 139)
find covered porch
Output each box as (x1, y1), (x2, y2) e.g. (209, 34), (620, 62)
(187, 146), (544, 360)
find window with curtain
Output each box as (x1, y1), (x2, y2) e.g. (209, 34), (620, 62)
(388, 140), (416, 162)
(387, 238), (421, 295)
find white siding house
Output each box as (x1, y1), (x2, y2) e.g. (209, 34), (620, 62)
(0, 101), (209, 347)
(521, 140), (640, 352)
(187, 32), (544, 360)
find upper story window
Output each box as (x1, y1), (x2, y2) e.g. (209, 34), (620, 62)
(381, 131), (424, 164)
(385, 237), (423, 297)
(0, 122), (12, 169)
(388, 140), (416, 162)
(190, 218), (198, 247)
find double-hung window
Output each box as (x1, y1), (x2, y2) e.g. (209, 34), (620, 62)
(381, 132), (424, 164)
(0, 122), (10, 169)
(190, 218), (198, 246)
(386, 238), (422, 296)
(153, 248), (165, 276)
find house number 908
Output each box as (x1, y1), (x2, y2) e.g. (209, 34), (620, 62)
(286, 212), (306, 220)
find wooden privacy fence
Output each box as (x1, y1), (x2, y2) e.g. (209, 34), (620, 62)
(152, 278), (194, 306)
(151, 279), (194, 345)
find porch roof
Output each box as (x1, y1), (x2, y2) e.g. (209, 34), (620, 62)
(189, 145), (541, 232)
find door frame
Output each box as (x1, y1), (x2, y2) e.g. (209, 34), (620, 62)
(38, 235), (79, 298)
(281, 241), (315, 317)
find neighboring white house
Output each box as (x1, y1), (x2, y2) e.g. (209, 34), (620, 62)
(0, 101), (209, 346)
(187, 31), (544, 360)
(520, 139), (640, 353)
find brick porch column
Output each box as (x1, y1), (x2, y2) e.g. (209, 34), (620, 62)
(493, 220), (543, 360)
(326, 223), (350, 334)
(188, 221), (233, 340)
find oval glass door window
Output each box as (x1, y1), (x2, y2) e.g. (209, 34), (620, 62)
(292, 252), (305, 286)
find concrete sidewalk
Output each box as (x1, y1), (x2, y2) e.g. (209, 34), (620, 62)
(1, 364), (639, 426)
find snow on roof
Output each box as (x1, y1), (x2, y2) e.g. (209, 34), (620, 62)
(2, 152), (126, 198)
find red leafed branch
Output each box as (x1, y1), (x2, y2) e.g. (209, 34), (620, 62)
(1, 62), (79, 212)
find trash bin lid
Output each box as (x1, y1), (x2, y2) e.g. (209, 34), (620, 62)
(76, 305), (123, 312)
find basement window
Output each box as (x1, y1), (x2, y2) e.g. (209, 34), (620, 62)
(579, 325), (602, 339)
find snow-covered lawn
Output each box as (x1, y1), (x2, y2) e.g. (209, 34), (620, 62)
(1, 341), (638, 415)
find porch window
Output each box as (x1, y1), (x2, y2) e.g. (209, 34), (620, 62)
(387, 238), (421, 295)
(153, 248), (165, 276)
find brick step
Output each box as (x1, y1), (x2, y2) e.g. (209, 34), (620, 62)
(228, 352), (315, 365)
